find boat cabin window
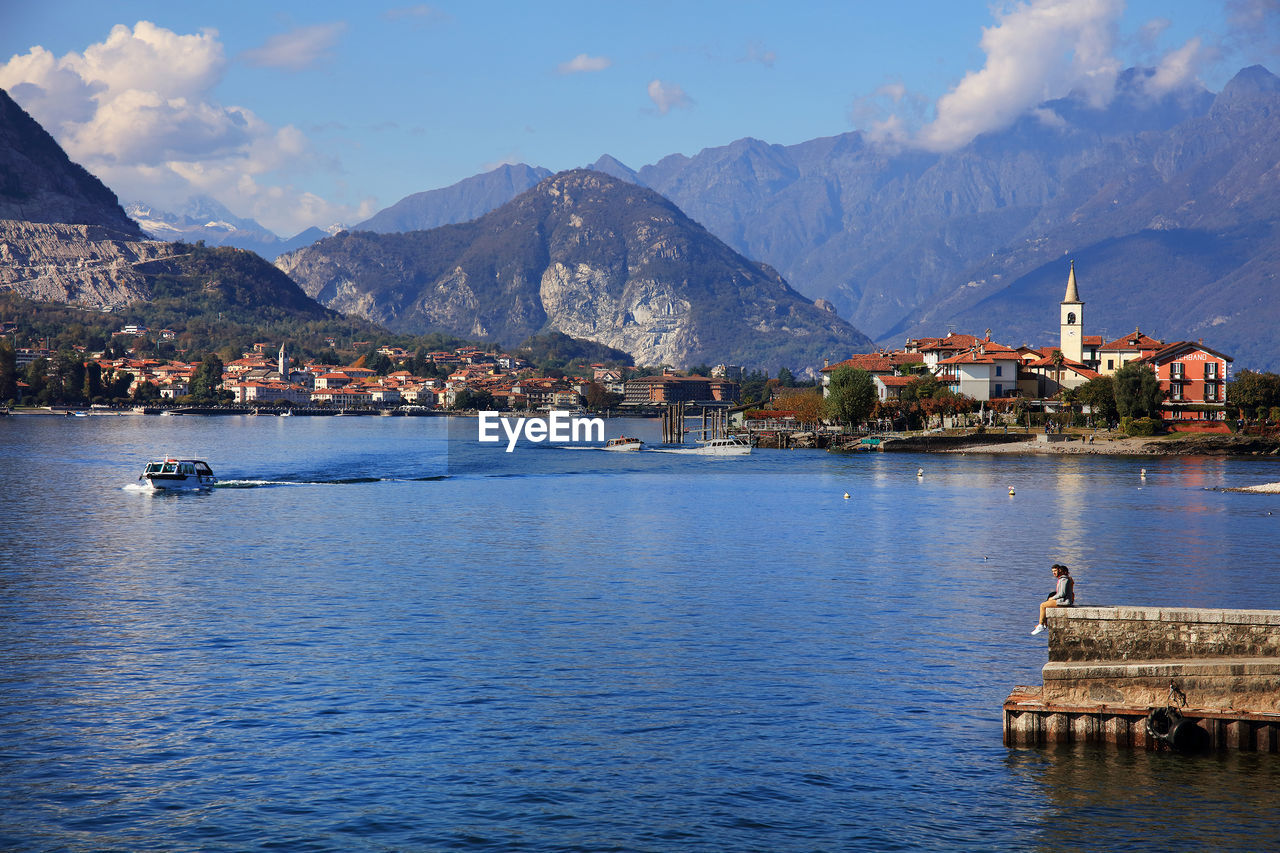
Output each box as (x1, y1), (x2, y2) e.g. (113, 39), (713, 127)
(144, 462), (162, 475)
(180, 462), (195, 476)
(162, 461), (178, 474)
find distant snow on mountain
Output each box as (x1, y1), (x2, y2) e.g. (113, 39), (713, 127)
(125, 196), (330, 259)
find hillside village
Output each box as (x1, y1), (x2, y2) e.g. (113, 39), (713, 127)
(5, 335), (747, 412)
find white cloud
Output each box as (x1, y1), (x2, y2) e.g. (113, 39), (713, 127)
(742, 42), (777, 68)
(647, 79), (692, 115)
(914, 0), (1124, 152)
(240, 22), (347, 72)
(1031, 106), (1068, 128)
(1227, 0), (1280, 31)
(1136, 17), (1173, 52)
(867, 114), (911, 146)
(1144, 37), (1205, 96)
(1224, 0), (1280, 59)
(0, 21), (359, 235)
(557, 54), (612, 74)
(849, 80), (928, 137)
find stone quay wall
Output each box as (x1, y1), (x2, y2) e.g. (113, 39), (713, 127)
(1006, 607), (1280, 748)
(1042, 607), (1280, 712)
(1049, 606), (1280, 663)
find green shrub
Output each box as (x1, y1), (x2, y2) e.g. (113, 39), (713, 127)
(1124, 417), (1158, 437)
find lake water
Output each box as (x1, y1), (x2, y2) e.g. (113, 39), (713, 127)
(2, 413), (1279, 852)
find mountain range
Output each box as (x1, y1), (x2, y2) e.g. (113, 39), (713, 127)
(8, 60), (1280, 371)
(352, 65), (1280, 369)
(277, 169), (871, 370)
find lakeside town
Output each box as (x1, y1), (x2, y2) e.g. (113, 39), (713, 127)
(4, 264), (1278, 453)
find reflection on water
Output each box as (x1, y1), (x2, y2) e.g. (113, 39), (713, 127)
(1011, 744), (1280, 853)
(1, 415), (1278, 851)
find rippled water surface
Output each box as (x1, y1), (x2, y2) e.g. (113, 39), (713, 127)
(2, 414), (1279, 851)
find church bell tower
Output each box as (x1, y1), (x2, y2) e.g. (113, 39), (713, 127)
(1059, 261), (1084, 364)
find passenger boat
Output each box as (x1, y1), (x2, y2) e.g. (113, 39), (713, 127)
(137, 458), (217, 491)
(604, 436), (644, 451)
(653, 436), (752, 456)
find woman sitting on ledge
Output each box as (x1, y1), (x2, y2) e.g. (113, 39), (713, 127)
(1032, 564), (1074, 635)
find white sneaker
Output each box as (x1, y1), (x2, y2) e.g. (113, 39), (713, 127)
(1031, 624), (1046, 635)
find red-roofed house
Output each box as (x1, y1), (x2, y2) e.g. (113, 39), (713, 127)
(936, 342), (1021, 401)
(1022, 355), (1101, 397)
(315, 372), (351, 390)
(907, 334), (983, 373)
(819, 351), (921, 397)
(873, 374), (917, 401)
(1098, 328), (1164, 375)
(1139, 341), (1232, 420)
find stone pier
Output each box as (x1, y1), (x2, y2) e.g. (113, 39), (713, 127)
(1004, 607), (1280, 750)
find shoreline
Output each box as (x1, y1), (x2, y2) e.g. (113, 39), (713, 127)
(943, 436), (1161, 456)
(936, 434), (1280, 458)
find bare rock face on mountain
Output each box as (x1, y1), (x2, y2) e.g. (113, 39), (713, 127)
(0, 220), (176, 308)
(279, 170), (872, 369)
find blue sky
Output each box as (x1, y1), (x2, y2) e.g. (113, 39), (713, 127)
(1, 1), (1275, 235)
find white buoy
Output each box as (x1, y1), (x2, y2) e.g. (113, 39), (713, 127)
(917, 467), (924, 478)
(1140, 468), (1147, 479)
(1008, 486), (1016, 496)
(843, 492), (850, 500)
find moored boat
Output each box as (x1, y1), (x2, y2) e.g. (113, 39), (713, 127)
(653, 436), (752, 456)
(604, 436), (644, 451)
(138, 458), (217, 491)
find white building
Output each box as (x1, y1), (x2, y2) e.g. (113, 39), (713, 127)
(936, 342), (1022, 401)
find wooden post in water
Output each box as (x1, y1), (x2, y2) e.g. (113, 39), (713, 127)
(662, 403), (688, 444)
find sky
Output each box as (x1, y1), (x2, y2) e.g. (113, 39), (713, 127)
(1, 0), (1277, 236)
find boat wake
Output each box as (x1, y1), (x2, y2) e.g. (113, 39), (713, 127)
(214, 474), (450, 489)
(121, 482), (213, 495)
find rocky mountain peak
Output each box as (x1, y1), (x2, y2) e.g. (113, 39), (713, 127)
(588, 155), (638, 183)
(280, 168), (872, 369)
(1211, 65), (1280, 118)
(0, 87), (142, 237)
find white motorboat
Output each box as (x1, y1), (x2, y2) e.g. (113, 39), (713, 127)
(653, 436), (752, 456)
(137, 458), (217, 491)
(604, 436), (644, 451)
